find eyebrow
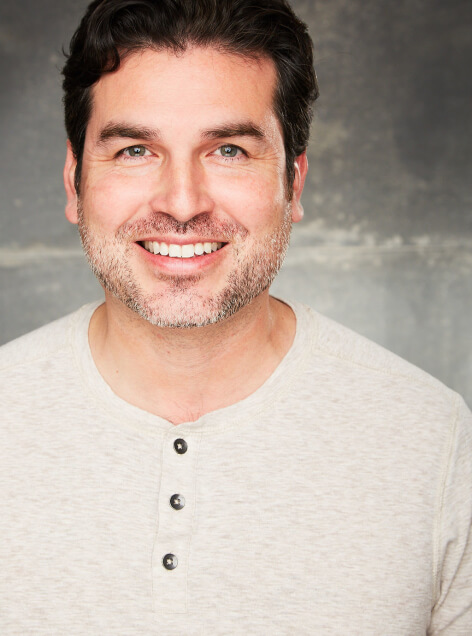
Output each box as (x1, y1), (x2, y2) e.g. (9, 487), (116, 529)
(201, 122), (265, 141)
(97, 123), (161, 145)
(96, 120), (266, 146)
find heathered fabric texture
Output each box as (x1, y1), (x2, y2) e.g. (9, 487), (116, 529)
(0, 300), (471, 635)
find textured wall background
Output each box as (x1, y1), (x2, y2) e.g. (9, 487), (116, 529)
(1, 0), (471, 406)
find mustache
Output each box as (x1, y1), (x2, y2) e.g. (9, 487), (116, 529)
(116, 212), (248, 241)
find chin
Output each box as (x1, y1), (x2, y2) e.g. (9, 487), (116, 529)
(115, 277), (272, 329)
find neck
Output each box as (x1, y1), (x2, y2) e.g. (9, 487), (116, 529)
(89, 291), (296, 425)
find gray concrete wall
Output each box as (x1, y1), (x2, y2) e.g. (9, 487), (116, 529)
(1, 0), (471, 406)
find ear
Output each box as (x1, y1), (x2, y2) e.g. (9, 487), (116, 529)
(64, 140), (79, 224)
(290, 151), (308, 224)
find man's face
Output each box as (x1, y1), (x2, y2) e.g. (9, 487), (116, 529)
(64, 46), (307, 327)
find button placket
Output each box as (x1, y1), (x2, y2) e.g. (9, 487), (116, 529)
(152, 431), (201, 614)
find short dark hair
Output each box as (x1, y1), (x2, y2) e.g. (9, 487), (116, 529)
(62, 0), (319, 194)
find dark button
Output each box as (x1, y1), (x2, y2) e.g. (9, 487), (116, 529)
(163, 553), (178, 570)
(174, 438), (188, 454)
(170, 494), (186, 510)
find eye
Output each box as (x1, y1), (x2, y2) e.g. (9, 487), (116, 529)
(121, 145), (150, 158)
(215, 144), (245, 159)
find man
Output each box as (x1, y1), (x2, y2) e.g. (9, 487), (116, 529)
(0, 0), (471, 633)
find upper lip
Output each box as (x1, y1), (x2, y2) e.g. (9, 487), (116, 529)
(137, 238), (228, 245)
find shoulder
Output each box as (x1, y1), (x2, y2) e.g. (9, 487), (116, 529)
(294, 301), (448, 387)
(0, 302), (102, 429)
(0, 302), (98, 376)
(292, 303), (470, 430)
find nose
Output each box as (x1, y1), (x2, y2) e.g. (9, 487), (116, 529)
(149, 157), (214, 223)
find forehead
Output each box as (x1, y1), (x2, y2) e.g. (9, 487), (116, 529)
(87, 46), (280, 140)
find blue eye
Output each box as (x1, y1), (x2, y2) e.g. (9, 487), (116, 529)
(123, 145), (148, 157)
(219, 145), (240, 158)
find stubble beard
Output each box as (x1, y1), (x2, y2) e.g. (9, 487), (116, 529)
(77, 201), (293, 329)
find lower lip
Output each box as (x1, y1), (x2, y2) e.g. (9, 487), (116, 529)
(137, 243), (228, 274)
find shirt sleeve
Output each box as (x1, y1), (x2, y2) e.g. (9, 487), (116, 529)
(429, 394), (472, 634)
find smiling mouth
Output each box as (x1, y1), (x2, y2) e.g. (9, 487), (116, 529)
(139, 240), (226, 258)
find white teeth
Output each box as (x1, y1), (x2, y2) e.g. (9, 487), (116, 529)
(168, 244), (182, 258)
(142, 241), (224, 258)
(181, 244), (195, 258)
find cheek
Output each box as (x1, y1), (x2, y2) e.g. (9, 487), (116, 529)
(81, 173), (150, 230)
(212, 171), (286, 230)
